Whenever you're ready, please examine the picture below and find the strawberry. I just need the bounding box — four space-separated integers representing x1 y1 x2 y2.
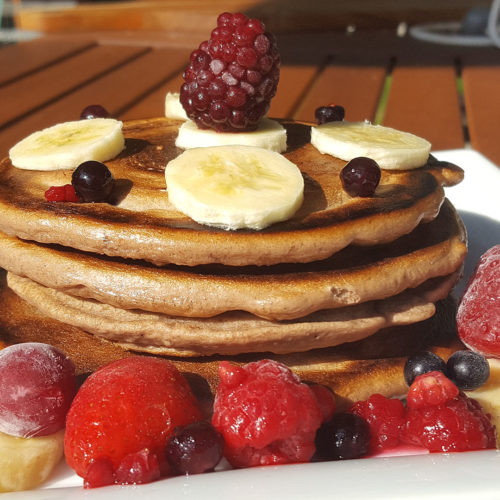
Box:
64 357 202 487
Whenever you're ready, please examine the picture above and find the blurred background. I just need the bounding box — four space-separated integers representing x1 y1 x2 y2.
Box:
0 0 495 41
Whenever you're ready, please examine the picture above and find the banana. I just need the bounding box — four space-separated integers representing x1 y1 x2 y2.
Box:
0 429 64 492
9 118 125 171
165 145 304 230
175 117 287 152
164 92 189 121
465 358 500 445
310 121 431 170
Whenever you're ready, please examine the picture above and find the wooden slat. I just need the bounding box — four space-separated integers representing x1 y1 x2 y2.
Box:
0 44 149 129
0 47 190 157
0 38 95 87
269 65 319 119
293 63 387 123
462 65 500 167
119 73 185 120
383 65 464 151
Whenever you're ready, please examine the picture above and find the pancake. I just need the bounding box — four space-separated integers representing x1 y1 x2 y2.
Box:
0 118 463 267
0 268 463 411
7 270 460 356
0 200 466 320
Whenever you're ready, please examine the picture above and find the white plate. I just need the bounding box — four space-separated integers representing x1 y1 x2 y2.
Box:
3 149 500 499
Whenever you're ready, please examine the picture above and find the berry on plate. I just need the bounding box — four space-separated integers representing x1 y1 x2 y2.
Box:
457 245 500 357
64 357 202 487
349 393 404 452
400 393 497 452
0 342 76 438
180 12 280 132
211 359 324 467
406 371 459 409
315 412 371 460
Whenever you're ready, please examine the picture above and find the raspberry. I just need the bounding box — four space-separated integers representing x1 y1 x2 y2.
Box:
309 384 336 422
211 360 323 468
64 357 202 486
180 12 280 132
349 394 405 452
44 184 80 202
406 371 459 409
400 393 497 452
457 245 500 357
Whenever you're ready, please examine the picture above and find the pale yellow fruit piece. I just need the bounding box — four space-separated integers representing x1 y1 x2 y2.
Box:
465 358 500 445
175 117 287 152
9 118 125 171
164 92 189 121
310 121 431 170
0 429 65 492
166 145 304 230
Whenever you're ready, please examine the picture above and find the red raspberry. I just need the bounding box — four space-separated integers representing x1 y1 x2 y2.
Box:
309 384 336 422
44 184 80 202
400 393 497 452
349 394 404 452
211 360 323 468
64 357 202 487
180 12 280 132
457 245 500 357
406 371 459 409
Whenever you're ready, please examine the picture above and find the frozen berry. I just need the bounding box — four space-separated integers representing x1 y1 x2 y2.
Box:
211 360 323 468
446 350 490 391
404 351 446 386
457 245 500 357
315 413 371 460
349 394 404 452
84 458 115 489
71 160 114 202
407 371 459 409
114 449 161 485
400 393 496 452
44 184 81 203
80 104 110 120
315 105 345 124
165 421 224 475
309 384 336 422
180 12 280 132
64 357 202 484
0 343 76 438
340 157 381 197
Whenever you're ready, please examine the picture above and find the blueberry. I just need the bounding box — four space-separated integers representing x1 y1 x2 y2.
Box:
80 104 110 120
71 161 114 203
404 351 446 386
165 421 224 475
315 413 370 461
315 105 345 125
446 350 490 391
340 157 381 197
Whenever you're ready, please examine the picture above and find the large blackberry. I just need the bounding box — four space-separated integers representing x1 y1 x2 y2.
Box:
180 12 280 132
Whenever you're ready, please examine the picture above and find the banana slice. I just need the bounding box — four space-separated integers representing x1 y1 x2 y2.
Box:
165 145 304 230
175 117 287 152
165 92 189 121
465 358 500 445
310 121 431 170
0 429 64 492
9 118 125 171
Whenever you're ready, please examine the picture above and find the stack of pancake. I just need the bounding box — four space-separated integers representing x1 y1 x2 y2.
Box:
0 118 467 408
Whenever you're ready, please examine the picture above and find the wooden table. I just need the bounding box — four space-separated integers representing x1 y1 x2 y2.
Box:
1 28 500 166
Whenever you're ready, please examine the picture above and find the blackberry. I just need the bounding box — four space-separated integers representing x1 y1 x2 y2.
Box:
180 12 280 132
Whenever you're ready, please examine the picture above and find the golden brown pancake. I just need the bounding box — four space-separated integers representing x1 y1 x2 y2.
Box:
0 118 463 267
0 268 463 411
7 270 460 356
0 200 466 320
